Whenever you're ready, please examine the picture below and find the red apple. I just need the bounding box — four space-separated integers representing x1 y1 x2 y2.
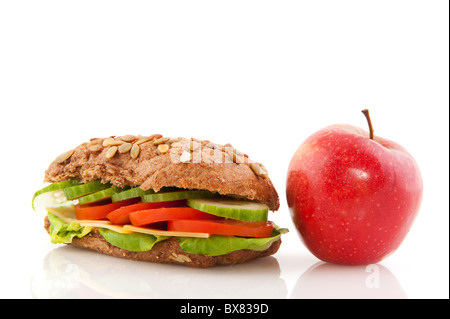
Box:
286 110 423 265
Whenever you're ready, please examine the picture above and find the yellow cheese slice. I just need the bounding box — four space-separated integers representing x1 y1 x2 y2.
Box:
46 206 78 223
123 225 210 238
78 221 134 234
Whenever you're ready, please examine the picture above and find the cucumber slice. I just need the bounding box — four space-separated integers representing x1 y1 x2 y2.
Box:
111 187 155 202
187 198 269 222
78 187 124 205
63 180 112 200
32 180 81 211
32 190 75 213
142 190 216 203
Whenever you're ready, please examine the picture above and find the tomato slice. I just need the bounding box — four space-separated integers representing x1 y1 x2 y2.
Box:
129 207 220 226
75 198 139 220
168 219 274 238
107 200 186 225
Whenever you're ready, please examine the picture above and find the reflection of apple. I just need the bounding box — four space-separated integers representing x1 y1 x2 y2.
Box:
286 110 423 265
290 262 407 299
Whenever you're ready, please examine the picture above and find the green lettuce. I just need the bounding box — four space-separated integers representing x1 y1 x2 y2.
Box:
177 228 288 256
47 213 92 244
47 213 288 256
98 228 169 252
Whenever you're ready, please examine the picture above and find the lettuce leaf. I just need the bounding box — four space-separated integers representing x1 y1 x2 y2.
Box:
177 228 288 256
47 213 92 244
46 213 288 256
98 228 169 252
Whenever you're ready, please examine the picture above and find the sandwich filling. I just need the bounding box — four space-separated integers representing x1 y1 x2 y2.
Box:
33 180 287 256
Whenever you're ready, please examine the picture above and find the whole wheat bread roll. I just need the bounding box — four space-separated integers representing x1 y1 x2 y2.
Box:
42 134 281 267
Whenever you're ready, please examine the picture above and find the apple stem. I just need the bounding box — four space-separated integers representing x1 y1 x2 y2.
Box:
362 109 374 140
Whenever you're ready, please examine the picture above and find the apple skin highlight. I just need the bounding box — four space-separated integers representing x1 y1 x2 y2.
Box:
286 124 423 265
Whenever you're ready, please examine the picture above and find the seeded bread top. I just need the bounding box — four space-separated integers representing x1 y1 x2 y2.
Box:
44 134 280 211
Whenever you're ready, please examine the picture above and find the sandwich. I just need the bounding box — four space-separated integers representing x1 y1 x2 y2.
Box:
32 134 287 268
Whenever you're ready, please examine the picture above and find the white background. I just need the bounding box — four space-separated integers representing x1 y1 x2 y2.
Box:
0 0 448 299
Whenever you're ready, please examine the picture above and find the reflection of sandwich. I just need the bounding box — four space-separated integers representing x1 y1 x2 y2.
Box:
32 247 288 298
33 134 287 268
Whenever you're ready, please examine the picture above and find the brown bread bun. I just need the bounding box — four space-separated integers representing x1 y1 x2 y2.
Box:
42 134 282 267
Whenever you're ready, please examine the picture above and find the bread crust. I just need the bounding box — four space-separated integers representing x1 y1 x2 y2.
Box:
44 135 280 211
44 217 282 268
